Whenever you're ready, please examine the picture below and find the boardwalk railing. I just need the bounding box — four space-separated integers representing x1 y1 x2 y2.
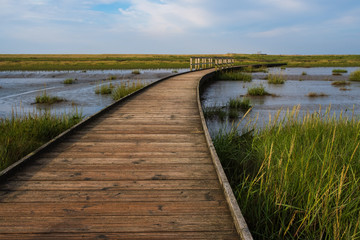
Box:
190 57 234 71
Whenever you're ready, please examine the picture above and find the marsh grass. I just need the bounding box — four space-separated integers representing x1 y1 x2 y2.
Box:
95 83 114 95
35 91 64 104
112 80 146 100
243 66 268 73
332 69 348 75
203 106 227 121
63 78 75 84
267 72 285 84
301 71 307 76
132 70 141 75
228 97 251 110
213 106 360 239
340 87 351 91
108 75 117 80
247 84 270 96
331 81 350 86
307 92 328 97
349 69 360 81
217 71 252 82
0 110 83 171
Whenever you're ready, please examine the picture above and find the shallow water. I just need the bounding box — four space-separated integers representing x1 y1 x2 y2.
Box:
0 69 187 119
201 67 360 135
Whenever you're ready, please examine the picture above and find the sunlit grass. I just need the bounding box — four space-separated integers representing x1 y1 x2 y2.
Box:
349 69 360 81
0 110 83 171
213 106 360 239
35 91 64 104
247 84 270 96
112 80 147 100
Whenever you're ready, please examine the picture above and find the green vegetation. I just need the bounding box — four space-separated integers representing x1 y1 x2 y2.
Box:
247 84 269 96
0 54 359 71
301 71 307 76
349 69 360 81
0 110 83 171
112 81 146 100
63 78 75 84
307 92 328 97
228 97 251 110
35 92 64 104
217 70 252 82
332 69 348 75
95 83 114 95
331 81 350 86
203 106 227 121
213 106 360 239
131 70 141 75
242 66 268 73
108 75 117 80
267 72 285 84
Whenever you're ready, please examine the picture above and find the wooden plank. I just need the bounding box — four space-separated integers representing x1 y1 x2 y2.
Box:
0 201 230 217
0 189 225 203
0 215 236 233
0 232 238 240
1 180 222 191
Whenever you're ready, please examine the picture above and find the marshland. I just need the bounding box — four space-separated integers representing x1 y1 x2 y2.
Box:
1 54 360 239
201 66 360 239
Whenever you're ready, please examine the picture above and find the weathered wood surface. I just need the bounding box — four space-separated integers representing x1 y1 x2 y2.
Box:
0 69 242 239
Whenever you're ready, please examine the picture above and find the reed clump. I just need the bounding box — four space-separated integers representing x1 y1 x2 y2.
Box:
332 69 348 75
35 92 64 104
331 81 350 86
132 70 141 75
63 78 75 84
217 71 252 82
247 84 269 96
349 69 360 81
267 72 285 84
95 83 114 95
213 106 360 239
307 92 328 97
0 110 83 171
228 97 251 110
203 106 227 121
112 81 146 100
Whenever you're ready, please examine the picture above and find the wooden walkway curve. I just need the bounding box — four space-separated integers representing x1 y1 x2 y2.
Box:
0 69 251 239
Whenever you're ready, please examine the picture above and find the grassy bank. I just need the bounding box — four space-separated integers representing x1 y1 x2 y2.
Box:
0 54 359 71
213 106 360 239
0 110 83 171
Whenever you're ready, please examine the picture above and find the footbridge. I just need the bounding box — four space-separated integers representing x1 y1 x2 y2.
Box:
0 68 254 239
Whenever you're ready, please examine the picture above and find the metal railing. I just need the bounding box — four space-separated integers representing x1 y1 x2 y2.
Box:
190 57 234 71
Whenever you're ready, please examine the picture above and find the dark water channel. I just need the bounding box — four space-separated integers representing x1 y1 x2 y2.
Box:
201 67 360 135
0 69 187 119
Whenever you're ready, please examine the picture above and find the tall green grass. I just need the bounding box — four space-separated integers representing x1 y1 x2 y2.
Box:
95 83 114 95
0 110 83 171
349 69 360 81
112 81 147 100
267 72 285 84
213 106 360 239
247 84 269 96
217 71 252 82
35 92 64 104
228 97 251 110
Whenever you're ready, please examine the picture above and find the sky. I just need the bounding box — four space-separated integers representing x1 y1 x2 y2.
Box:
0 0 359 54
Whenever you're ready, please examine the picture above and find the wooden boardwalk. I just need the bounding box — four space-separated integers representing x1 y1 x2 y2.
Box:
0 69 249 239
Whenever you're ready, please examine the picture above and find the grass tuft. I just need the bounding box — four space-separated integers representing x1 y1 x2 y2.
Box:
213 106 360 239
63 78 75 84
132 70 141 75
247 84 269 96
95 83 114 95
267 72 285 84
35 92 64 104
307 92 328 97
331 81 350 86
332 69 348 75
112 80 146 100
228 97 251 110
203 106 227 121
349 69 360 81
217 70 252 82
0 110 83 170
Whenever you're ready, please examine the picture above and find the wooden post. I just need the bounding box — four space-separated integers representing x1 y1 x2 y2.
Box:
190 57 193 71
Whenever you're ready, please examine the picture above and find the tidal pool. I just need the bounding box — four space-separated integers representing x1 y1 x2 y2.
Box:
201 67 360 135
0 69 187 119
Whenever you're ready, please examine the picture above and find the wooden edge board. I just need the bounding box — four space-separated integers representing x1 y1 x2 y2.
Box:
0 70 192 182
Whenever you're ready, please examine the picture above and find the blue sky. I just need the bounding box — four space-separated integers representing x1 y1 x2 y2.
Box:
0 0 359 54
